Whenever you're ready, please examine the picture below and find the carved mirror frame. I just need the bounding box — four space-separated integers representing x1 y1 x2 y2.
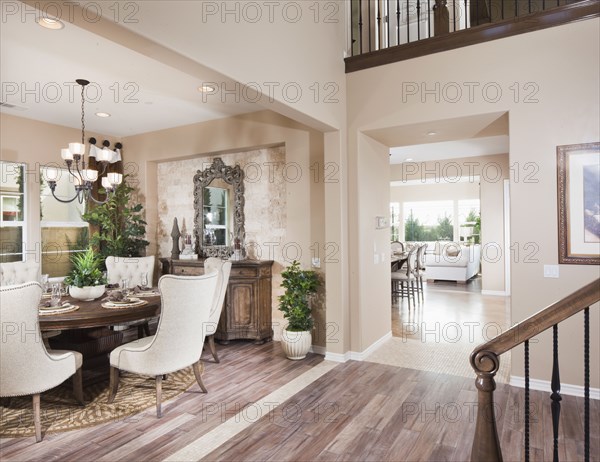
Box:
193 157 245 258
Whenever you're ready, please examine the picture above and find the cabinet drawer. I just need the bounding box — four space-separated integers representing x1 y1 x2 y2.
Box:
173 265 203 276
231 266 259 278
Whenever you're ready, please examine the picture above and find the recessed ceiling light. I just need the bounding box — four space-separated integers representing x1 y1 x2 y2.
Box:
37 17 64 30
405 158 413 162
427 131 437 136
198 84 217 93
95 112 111 118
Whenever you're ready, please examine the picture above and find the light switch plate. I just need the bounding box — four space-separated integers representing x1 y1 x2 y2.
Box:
374 253 380 264
543 265 559 278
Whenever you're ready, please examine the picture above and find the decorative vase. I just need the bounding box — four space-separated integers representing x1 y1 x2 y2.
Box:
69 285 106 301
281 330 312 360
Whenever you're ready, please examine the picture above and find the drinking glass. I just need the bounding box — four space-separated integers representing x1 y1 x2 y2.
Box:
51 283 62 307
140 272 149 288
41 274 49 292
121 278 130 297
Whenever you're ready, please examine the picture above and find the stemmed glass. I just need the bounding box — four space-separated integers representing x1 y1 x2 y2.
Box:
51 283 62 307
140 272 149 289
121 278 130 298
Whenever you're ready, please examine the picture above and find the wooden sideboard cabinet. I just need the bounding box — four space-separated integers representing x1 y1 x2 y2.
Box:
160 258 274 343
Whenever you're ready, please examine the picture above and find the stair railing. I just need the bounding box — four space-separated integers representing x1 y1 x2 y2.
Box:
470 278 599 462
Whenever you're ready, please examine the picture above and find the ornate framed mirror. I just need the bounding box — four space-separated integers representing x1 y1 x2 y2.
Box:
193 158 245 258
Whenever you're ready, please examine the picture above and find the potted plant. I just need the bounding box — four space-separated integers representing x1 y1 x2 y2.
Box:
278 260 320 360
64 247 108 301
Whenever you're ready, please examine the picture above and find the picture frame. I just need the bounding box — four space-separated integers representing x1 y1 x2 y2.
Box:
557 142 600 265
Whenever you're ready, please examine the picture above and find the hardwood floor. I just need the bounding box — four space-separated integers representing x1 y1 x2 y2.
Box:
204 361 598 462
2 342 597 462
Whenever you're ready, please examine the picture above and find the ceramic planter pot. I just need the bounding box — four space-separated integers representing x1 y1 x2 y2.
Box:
281 330 312 360
69 285 106 301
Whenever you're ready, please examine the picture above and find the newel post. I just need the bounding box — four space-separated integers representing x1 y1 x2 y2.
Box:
470 350 503 462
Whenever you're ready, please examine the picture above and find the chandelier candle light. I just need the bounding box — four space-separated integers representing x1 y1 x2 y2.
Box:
44 79 123 204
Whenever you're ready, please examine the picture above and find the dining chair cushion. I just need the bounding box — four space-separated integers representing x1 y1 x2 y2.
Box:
0 282 82 397
0 260 40 286
391 271 415 281
106 256 155 286
109 272 219 377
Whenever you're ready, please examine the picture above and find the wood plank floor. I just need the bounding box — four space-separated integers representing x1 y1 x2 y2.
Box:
204 361 599 462
2 342 597 461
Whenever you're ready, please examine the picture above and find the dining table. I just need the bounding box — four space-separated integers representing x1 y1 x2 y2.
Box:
391 252 409 272
39 294 162 331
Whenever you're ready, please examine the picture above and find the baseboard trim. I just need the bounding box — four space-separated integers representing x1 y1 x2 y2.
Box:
481 290 508 296
510 376 600 400
324 331 393 363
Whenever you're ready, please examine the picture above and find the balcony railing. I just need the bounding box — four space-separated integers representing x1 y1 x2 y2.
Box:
346 0 599 72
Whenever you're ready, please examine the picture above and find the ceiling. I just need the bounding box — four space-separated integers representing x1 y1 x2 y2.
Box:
0 12 261 137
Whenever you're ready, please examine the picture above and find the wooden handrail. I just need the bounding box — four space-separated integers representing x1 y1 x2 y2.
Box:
470 278 600 461
472 278 600 368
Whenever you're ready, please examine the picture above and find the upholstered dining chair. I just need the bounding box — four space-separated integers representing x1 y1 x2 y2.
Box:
391 247 418 308
203 257 232 363
0 282 83 442
390 241 404 254
108 272 219 418
106 255 156 337
0 260 40 286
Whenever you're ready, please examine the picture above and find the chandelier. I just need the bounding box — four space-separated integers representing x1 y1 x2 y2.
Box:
45 79 122 204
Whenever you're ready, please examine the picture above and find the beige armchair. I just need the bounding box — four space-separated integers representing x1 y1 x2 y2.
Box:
0 282 83 442
106 256 156 337
203 257 232 363
0 260 40 286
108 272 219 417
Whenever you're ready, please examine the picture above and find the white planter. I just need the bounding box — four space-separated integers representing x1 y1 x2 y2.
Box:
281 330 312 360
69 285 106 301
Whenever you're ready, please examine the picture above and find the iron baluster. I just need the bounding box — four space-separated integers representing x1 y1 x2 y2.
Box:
525 340 530 462
551 324 561 462
584 308 590 462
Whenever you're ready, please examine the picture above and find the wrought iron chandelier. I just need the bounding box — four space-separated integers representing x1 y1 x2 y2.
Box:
45 79 122 204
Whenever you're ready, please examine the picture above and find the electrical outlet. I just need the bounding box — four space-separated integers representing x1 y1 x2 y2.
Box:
312 257 321 268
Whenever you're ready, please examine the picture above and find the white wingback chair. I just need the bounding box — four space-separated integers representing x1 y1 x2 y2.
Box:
0 260 40 286
203 257 232 363
108 272 219 417
105 255 155 287
0 282 83 442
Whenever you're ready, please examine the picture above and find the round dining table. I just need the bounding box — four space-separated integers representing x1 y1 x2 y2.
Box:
39 295 162 331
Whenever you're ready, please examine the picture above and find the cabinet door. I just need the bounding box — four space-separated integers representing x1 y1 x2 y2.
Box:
226 281 257 332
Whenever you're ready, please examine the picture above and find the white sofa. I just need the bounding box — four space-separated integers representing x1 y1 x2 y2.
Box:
424 243 481 283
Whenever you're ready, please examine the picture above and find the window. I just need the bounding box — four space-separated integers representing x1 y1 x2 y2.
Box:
390 202 401 241
40 167 89 277
459 199 481 243
0 161 25 263
403 200 454 241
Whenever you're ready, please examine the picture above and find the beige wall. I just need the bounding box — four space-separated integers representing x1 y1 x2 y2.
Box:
347 19 600 386
122 110 328 347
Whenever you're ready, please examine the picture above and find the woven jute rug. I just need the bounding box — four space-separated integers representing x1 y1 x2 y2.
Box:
0 367 195 438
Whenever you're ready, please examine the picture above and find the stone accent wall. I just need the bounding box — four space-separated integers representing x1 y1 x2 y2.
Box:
156 146 287 337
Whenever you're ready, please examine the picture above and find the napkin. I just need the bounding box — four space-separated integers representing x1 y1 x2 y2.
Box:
132 285 152 293
104 290 127 302
41 300 70 308
106 283 120 289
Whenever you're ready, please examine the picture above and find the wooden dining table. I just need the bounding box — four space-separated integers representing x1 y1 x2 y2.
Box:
39 294 162 331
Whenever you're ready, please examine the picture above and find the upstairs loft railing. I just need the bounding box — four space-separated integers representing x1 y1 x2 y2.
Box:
470 278 600 462
346 0 599 71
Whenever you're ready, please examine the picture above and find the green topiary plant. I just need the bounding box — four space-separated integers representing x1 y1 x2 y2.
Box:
64 247 107 288
278 260 320 332
82 175 149 262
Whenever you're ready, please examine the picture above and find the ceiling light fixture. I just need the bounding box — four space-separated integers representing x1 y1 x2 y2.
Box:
95 112 111 118
37 17 64 30
44 79 122 204
405 158 414 162
427 131 437 136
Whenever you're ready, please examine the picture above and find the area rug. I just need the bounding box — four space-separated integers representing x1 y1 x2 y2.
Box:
0 367 195 438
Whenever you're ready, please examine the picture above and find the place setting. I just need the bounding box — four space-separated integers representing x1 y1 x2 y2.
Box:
38 283 79 316
101 277 151 309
